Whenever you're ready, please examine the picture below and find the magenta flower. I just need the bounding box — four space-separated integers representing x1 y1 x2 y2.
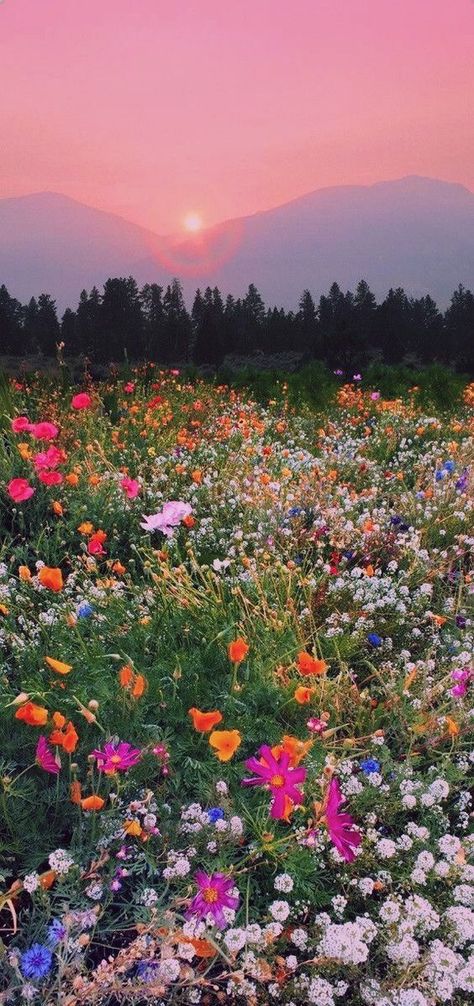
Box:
92 741 141 774
11 416 31 433
140 500 192 536
7 478 35 503
325 777 361 862
36 736 60 775
121 476 140 499
30 422 59 441
242 745 306 819
451 666 472 698
187 871 239 929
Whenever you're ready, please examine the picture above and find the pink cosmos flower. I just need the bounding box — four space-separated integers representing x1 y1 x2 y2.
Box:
71 392 92 410
140 501 192 536
187 871 239 929
8 478 35 503
325 777 361 862
121 476 140 499
30 422 59 441
11 416 31 433
242 745 306 819
36 736 60 775
92 741 141 774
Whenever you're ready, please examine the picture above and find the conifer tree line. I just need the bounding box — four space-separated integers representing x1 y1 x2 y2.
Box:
0 277 473 370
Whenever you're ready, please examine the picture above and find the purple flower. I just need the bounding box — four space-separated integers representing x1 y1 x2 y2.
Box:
20 943 53 979
451 666 472 698
187 871 239 929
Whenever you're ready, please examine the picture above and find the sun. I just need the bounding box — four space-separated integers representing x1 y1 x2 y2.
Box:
183 212 203 233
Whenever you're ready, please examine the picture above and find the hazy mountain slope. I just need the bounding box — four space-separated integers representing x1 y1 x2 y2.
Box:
1 177 473 310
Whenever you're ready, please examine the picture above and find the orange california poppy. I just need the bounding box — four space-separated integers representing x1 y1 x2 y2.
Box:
188 707 223 732
15 701 48 726
18 565 31 581
45 656 72 675
81 795 105 812
65 473 79 486
39 870 56 890
294 685 315 704
297 652 328 677
52 501 64 516
279 734 313 766
228 637 249 663
209 729 242 762
38 567 64 592
112 560 126 575
78 522 94 534
119 665 134 688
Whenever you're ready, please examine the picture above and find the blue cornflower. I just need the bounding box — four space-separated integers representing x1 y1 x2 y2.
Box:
287 507 303 518
367 633 382 647
207 807 225 823
20 943 53 980
443 460 455 473
360 758 381 775
77 602 94 618
136 959 160 981
435 470 445 482
47 919 66 945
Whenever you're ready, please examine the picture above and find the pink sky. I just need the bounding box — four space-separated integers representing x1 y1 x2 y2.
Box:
1 0 473 233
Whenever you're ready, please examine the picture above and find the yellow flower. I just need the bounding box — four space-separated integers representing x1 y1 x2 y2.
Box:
45 656 73 675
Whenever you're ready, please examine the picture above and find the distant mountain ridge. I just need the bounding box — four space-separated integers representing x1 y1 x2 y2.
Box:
1 176 473 310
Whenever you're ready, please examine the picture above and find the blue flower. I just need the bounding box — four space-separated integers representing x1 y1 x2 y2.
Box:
20 943 53 980
77 602 94 618
47 919 66 945
207 807 225 823
435 470 445 482
443 460 455 473
287 507 303 518
360 758 381 775
367 633 382 647
136 959 160 981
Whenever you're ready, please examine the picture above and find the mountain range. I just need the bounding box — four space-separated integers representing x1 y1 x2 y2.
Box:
1 176 473 311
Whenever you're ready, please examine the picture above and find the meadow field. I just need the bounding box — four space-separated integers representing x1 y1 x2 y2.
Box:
0 368 473 1005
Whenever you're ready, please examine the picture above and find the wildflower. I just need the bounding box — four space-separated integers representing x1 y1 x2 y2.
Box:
36 736 60 775
92 740 141 773
188 707 223 732
360 758 381 775
324 777 362 862
88 533 106 556
187 871 239 929
307 716 326 734
121 476 140 498
45 656 72 675
11 416 31 433
367 633 382 647
207 807 225 822
294 685 315 704
297 651 327 676
451 667 472 698
228 637 249 663
209 729 242 761
243 745 306 819
20 943 53 980
15 701 48 727
38 567 64 592
30 422 59 441
81 794 105 811
18 565 31 581
7 478 35 502
77 601 94 618
71 392 92 410
140 501 192 536
47 919 67 945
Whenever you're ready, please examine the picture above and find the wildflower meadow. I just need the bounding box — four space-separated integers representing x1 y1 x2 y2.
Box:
0 368 473 1006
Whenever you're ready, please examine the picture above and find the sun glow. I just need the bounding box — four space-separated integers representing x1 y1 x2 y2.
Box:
183 212 203 233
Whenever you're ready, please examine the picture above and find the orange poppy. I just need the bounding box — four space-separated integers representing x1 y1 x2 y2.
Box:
294 685 315 704
78 522 94 534
45 656 72 675
18 565 31 581
297 652 328 677
112 560 126 574
209 729 242 762
188 707 223 732
279 734 313 765
39 870 56 890
65 473 79 486
15 701 48 726
38 567 64 592
228 637 249 663
50 718 79 753
81 795 105 812
52 501 64 516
